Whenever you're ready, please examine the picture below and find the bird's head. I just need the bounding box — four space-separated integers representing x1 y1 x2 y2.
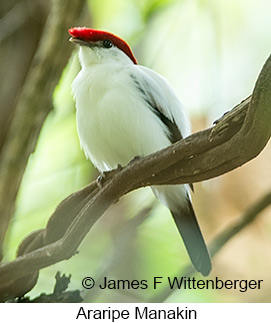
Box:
68 27 137 67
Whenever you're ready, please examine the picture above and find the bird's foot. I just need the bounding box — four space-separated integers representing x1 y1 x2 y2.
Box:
128 155 141 166
96 172 105 189
96 164 123 189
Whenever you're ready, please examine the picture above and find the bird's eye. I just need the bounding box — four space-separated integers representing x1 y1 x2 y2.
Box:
103 39 113 48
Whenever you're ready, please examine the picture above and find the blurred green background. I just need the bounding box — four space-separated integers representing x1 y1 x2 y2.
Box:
2 0 271 302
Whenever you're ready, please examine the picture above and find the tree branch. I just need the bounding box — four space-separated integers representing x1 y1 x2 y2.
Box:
0 0 86 259
0 54 270 301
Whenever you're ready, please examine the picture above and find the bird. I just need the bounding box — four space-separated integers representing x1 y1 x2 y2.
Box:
68 27 212 276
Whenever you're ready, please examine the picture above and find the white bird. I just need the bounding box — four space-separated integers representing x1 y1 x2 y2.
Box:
69 27 211 276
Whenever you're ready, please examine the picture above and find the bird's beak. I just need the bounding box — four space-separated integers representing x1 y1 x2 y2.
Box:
69 37 89 47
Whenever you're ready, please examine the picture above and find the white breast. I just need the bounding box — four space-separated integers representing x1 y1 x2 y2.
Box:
72 63 172 171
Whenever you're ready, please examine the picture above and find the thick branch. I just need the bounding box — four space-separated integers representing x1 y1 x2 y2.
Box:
0 54 270 301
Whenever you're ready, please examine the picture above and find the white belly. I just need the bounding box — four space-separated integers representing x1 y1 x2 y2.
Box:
73 66 171 172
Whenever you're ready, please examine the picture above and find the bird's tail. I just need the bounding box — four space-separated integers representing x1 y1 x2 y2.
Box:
152 185 212 276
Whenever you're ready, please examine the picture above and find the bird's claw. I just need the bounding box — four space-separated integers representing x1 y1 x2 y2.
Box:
96 164 123 189
96 172 105 189
128 155 141 166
